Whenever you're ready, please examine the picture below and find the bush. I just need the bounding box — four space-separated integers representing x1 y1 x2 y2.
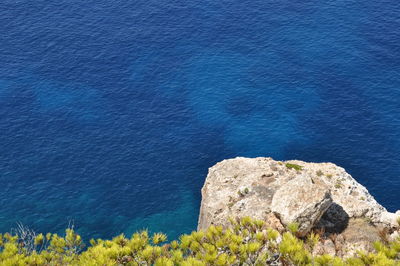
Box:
0 218 399 265
285 163 303 171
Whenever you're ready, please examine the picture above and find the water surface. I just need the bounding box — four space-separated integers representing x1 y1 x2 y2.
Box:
0 0 399 239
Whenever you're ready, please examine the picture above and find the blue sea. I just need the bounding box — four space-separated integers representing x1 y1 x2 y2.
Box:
0 0 399 240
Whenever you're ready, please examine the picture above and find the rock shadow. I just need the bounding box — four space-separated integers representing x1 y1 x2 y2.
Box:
315 203 350 234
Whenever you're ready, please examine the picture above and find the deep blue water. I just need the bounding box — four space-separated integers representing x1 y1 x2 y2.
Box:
1 0 399 240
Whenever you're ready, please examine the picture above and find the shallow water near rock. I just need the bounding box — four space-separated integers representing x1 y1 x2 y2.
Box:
0 0 399 240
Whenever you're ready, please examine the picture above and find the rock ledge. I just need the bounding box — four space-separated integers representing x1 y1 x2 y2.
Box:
198 157 400 256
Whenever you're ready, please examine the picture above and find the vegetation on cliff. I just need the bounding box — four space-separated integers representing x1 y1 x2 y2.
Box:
1 217 399 265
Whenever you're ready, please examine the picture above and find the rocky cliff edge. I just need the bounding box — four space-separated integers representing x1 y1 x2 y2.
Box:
198 157 400 256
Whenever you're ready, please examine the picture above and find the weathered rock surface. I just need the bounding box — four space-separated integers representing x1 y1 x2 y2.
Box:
198 157 400 255
270 176 332 236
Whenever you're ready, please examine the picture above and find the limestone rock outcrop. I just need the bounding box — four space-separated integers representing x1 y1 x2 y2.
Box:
198 157 399 255
270 176 332 236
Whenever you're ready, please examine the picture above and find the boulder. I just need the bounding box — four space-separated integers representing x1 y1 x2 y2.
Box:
270 176 332 236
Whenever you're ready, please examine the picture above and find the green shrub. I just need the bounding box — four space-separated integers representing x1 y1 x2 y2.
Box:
0 218 399 265
287 222 299 234
335 181 343 189
285 163 303 171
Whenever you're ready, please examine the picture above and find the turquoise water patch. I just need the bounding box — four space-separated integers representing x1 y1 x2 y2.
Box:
32 79 106 122
124 191 198 240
